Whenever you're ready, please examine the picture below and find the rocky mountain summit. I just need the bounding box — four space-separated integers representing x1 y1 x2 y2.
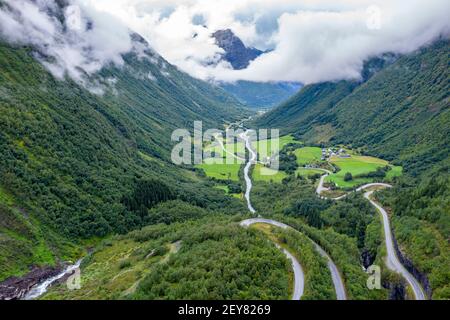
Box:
213 29 263 70
212 29 301 108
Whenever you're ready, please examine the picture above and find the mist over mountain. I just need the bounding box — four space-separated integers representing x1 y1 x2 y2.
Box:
254 39 449 176
213 29 263 70
85 0 450 85
212 28 301 109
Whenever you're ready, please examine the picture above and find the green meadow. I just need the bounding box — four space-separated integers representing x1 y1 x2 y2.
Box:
203 136 246 159
213 185 242 199
295 168 325 178
326 155 402 188
197 160 242 182
199 135 296 183
294 147 323 166
253 164 287 183
198 135 245 182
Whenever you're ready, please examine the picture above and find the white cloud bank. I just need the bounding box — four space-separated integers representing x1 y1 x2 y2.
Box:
0 0 449 85
85 0 450 84
0 0 133 82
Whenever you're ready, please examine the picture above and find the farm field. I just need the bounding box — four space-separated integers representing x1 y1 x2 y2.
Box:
199 135 296 183
197 159 242 181
253 164 287 183
295 168 325 178
204 137 246 159
294 147 323 166
198 135 245 181
325 155 402 188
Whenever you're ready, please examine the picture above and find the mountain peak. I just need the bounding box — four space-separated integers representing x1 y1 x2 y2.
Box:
213 29 263 70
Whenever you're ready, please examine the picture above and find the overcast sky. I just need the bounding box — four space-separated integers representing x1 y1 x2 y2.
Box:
1 0 449 84
81 0 450 84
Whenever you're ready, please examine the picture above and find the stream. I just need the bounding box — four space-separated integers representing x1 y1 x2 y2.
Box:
22 259 82 300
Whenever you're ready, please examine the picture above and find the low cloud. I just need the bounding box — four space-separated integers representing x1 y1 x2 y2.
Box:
1 0 449 85
0 0 133 83
84 0 450 84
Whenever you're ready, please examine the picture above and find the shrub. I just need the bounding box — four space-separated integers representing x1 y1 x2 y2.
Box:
344 172 353 181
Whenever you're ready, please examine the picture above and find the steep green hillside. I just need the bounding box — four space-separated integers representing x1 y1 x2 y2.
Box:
254 81 356 133
0 40 248 280
253 56 393 136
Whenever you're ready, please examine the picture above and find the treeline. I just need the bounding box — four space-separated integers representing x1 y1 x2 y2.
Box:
122 179 176 219
357 166 391 179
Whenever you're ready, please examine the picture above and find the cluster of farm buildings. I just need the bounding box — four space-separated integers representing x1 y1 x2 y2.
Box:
321 148 351 161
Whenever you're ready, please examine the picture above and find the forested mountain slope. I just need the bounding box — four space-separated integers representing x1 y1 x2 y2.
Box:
255 40 449 176
0 37 248 280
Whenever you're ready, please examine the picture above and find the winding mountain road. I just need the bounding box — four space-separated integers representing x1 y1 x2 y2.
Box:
312 243 347 300
316 174 426 300
239 130 347 300
314 169 333 196
240 218 347 300
240 127 425 300
364 191 426 300
240 219 304 299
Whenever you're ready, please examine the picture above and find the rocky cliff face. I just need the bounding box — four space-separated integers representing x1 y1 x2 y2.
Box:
0 265 62 300
391 229 432 299
213 29 263 70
